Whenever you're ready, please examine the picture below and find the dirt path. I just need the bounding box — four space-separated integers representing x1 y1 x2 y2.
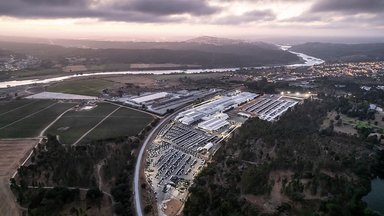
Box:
39 106 74 137
96 162 104 191
72 107 120 146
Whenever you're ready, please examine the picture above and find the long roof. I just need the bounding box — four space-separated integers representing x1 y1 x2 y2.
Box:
131 92 168 103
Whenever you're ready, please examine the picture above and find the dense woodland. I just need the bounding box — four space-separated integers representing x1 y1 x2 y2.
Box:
0 40 299 70
184 97 384 216
291 43 384 62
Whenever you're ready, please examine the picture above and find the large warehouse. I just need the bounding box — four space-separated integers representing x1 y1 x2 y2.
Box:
130 92 169 105
176 91 257 125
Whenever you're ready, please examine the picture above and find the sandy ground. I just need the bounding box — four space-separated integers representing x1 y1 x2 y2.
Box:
0 139 38 216
163 199 183 216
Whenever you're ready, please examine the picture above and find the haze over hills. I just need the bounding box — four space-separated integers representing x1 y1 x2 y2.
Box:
290 43 384 63
0 36 301 70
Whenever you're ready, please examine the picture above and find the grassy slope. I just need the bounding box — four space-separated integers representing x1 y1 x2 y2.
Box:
47 78 116 96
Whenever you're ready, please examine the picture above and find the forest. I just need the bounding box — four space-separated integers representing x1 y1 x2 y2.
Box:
184 97 383 216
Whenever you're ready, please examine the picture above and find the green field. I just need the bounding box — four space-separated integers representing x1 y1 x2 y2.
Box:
82 107 153 143
0 100 38 116
47 78 117 96
45 103 118 144
0 99 153 143
0 100 57 128
0 100 74 138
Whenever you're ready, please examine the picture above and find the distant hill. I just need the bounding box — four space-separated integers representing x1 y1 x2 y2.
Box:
290 43 384 62
185 36 242 46
0 37 301 68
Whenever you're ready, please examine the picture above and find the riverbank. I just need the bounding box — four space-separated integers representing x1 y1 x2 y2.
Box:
0 49 324 89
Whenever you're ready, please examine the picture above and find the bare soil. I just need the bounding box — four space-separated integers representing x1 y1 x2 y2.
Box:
0 139 38 216
163 199 183 216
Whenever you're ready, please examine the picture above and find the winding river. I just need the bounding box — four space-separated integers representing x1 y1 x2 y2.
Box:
0 47 324 89
363 177 384 215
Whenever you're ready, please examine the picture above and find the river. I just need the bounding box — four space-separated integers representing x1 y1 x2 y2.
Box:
363 177 384 215
0 47 324 89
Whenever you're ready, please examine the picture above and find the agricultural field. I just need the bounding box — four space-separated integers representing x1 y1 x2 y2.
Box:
47 78 118 96
82 107 153 143
0 139 38 216
0 100 74 138
45 103 118 144
0 99 37 115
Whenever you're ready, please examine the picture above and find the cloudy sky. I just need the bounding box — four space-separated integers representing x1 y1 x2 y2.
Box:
0 0 383 41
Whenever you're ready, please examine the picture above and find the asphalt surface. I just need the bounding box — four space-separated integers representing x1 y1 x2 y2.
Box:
133 109 184 216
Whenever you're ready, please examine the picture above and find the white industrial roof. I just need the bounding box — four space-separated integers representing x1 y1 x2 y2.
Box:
198 118 229 131
176 91 257 125
26 92 97 100
131 92 168 104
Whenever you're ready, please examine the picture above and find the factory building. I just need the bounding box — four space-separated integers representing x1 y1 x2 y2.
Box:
175 91 257 126
198 118 230 132
130 92 169 105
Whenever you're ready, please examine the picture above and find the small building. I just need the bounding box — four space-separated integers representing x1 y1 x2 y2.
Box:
197 142 214 152
237 112 251 118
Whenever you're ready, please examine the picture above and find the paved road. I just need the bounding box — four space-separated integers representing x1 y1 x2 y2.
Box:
133 110 183 216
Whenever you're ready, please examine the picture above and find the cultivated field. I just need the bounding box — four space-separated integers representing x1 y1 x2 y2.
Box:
47 78 118 96
0 100 55 127
46 103 118 144
45 103 152 144
82 107 153 142
0 100 74 138
0 139 38 216
0 100 38 115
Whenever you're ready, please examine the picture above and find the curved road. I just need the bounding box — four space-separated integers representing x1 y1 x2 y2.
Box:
133 109 183 216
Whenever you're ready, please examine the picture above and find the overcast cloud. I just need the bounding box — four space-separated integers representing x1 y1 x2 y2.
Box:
0 0 383 38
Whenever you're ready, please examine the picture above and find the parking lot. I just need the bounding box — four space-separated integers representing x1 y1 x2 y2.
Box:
145 122 215 212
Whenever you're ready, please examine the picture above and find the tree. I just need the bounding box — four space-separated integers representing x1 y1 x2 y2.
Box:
86 188 103 207
144 205 152 214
